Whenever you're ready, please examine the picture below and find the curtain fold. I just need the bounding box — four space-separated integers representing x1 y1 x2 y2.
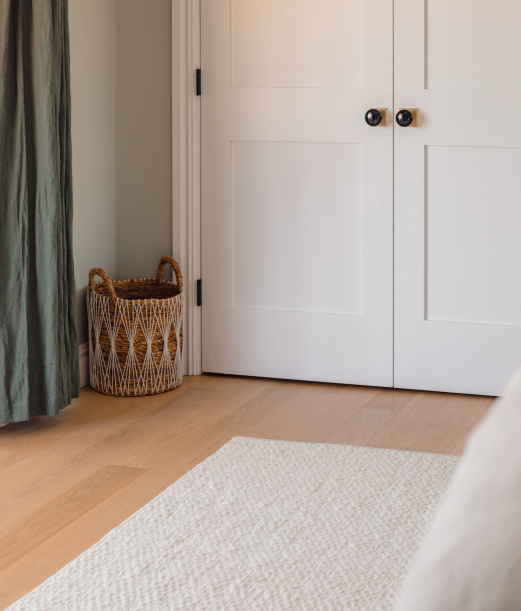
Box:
0 0 79 424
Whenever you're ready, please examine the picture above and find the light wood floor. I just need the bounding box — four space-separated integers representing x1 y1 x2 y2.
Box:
0 375 494 609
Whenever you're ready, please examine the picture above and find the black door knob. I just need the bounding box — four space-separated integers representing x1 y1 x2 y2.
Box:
396 109 414 127
365 109 383 127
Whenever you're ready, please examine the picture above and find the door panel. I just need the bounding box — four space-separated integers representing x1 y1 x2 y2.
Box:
231 0 363 89
201 0 394 385
425 0 521 91
231 141 363 315
426 145 521 327
394 0 521 395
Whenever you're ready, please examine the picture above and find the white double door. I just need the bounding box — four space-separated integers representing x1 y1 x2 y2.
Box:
201 0 521 396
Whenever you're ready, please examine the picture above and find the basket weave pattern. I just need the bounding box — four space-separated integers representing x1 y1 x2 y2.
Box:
87 258 184 396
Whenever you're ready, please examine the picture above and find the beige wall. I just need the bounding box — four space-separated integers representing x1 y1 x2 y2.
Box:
115 0 173 282
69 0 116 344
69 0 173 344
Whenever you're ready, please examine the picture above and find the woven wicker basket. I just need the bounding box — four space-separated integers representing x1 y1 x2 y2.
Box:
87 257 184 396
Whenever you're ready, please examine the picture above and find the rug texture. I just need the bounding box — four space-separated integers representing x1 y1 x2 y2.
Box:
8 438 459 611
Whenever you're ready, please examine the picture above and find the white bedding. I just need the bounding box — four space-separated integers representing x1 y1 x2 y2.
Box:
395 366 521 610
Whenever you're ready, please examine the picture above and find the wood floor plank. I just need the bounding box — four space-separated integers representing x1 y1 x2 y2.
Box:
234 381 308 427
0 419 132 517
0 382 197 474
184 374 241 390
368 391 455 450
284 386 381 443
0 465 145 574
451 402 494 456
114 378 274 469
325 389 417 446
409 395 493 454
363 389 418 412
0 418 64 472
0 387 224 533
229 382 346 441
0 391 105 473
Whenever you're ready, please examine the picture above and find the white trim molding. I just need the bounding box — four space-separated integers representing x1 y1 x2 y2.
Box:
79 342 89 388
173 0 202 375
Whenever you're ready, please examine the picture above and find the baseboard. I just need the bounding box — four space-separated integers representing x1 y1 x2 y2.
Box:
79 342 89 388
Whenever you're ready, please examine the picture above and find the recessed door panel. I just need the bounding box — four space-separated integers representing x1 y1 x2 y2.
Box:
425 0 521 91
426 145 521 327
231 0 364 89
231 141 363 315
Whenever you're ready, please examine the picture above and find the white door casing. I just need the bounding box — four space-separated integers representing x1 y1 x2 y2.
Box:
201 0 394 385
173 0 202 375
394 0 521 395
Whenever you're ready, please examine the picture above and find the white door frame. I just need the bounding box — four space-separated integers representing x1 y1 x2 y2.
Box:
173 0 202 375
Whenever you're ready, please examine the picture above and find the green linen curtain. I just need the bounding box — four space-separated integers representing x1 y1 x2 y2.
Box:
0 0 79 424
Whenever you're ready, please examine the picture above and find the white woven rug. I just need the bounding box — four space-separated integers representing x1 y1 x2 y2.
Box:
8 438 459 611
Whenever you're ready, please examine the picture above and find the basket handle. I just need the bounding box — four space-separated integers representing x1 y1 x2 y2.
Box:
156 256 183 291
88 268 117 302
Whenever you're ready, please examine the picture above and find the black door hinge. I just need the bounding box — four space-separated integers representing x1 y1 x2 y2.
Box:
196 69 201 96
197 279 202 306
